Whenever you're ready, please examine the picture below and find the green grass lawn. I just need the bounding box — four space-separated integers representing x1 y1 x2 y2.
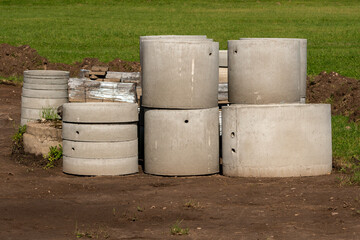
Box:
0 0 359 78
332 115 360 184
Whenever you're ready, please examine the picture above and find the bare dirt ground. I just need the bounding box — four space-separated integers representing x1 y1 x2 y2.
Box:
1 84 360 240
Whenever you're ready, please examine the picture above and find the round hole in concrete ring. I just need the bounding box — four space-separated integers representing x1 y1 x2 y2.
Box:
209 52 212 56
76 131 79 134
184 120 189 123
231 148 236 153
231 132 235 138
72 147 75 151
234 50 237 54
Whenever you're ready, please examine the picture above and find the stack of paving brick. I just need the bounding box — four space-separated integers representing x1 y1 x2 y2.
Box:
87 66 109 81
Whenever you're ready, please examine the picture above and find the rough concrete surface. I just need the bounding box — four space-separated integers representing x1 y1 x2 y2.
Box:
228 39 301 104
62 122 137 142
63 156 139 176
141 40 219 109
23 122 62 156
222 103 332 177
62 102 138 123
144 107 219 176
62 139 138 159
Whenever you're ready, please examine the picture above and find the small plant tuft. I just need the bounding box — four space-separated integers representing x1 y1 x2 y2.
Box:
170 219 189 235
43 144 62 169
12 124 26 154
184 200 202 209
41 107 60 121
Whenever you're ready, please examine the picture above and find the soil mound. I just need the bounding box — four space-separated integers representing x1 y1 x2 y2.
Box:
307 71 360 122
0 43 141 78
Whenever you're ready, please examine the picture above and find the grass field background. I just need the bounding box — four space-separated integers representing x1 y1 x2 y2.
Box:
0 0 359 78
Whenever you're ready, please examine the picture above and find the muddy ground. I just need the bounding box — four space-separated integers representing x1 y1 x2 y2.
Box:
1 85 360 239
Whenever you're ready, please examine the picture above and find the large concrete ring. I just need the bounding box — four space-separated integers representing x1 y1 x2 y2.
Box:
24 70 69 77
144 107 219 176
240 38 307 102
23 83 68 90
62 103 138 123
63 139 138 159
228 39 301 104
222 103 332 177
141 40 219 109
63 156 138 176
21 97 68 109
62 122 137 142
22 88 68 98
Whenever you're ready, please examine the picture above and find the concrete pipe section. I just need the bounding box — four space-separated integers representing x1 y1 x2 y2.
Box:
240 38 307 103
62 102 138 123
62 102 139 176
222 103 332 177
62 123 137 142
228 39 301 104
141 40 219 108
144 107 219 176
21 70 69 125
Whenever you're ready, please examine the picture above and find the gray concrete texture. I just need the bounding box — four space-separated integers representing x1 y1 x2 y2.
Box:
222 103 332 177
228 39 301 104
62 139 138 159
239 38 307 102
23 70 69 85
23 83 68 90
21 70 69 124
62 102 138 123
21 97 68 109
24 70 69 77
22 88 68 98
62 122 137 142
144 107 219 176
219 50 228 67
21 108 44 120
63 156 138 176
141 40 219 108
139 35 209 71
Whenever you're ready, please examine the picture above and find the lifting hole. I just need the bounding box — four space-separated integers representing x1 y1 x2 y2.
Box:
209 52 212 56
231 132 235 138
231 148 236 153
76 131 79 134
184 120 189 123
234 50 238 54
72 147 75 151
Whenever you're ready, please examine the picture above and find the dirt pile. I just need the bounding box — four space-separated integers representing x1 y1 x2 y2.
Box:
307 71 360 122
0 43 141 78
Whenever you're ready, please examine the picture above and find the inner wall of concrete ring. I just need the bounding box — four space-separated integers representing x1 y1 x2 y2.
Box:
228 39 301 104
144 107 219 176
141 40 219 109
222 103 332 177
239 38 307 103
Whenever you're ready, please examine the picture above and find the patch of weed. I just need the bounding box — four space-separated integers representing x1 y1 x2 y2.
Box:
41 107 60 121
11 124 26 154
184 200 202 209
43 144 62 169
170 219 189 235
332 115 360 185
